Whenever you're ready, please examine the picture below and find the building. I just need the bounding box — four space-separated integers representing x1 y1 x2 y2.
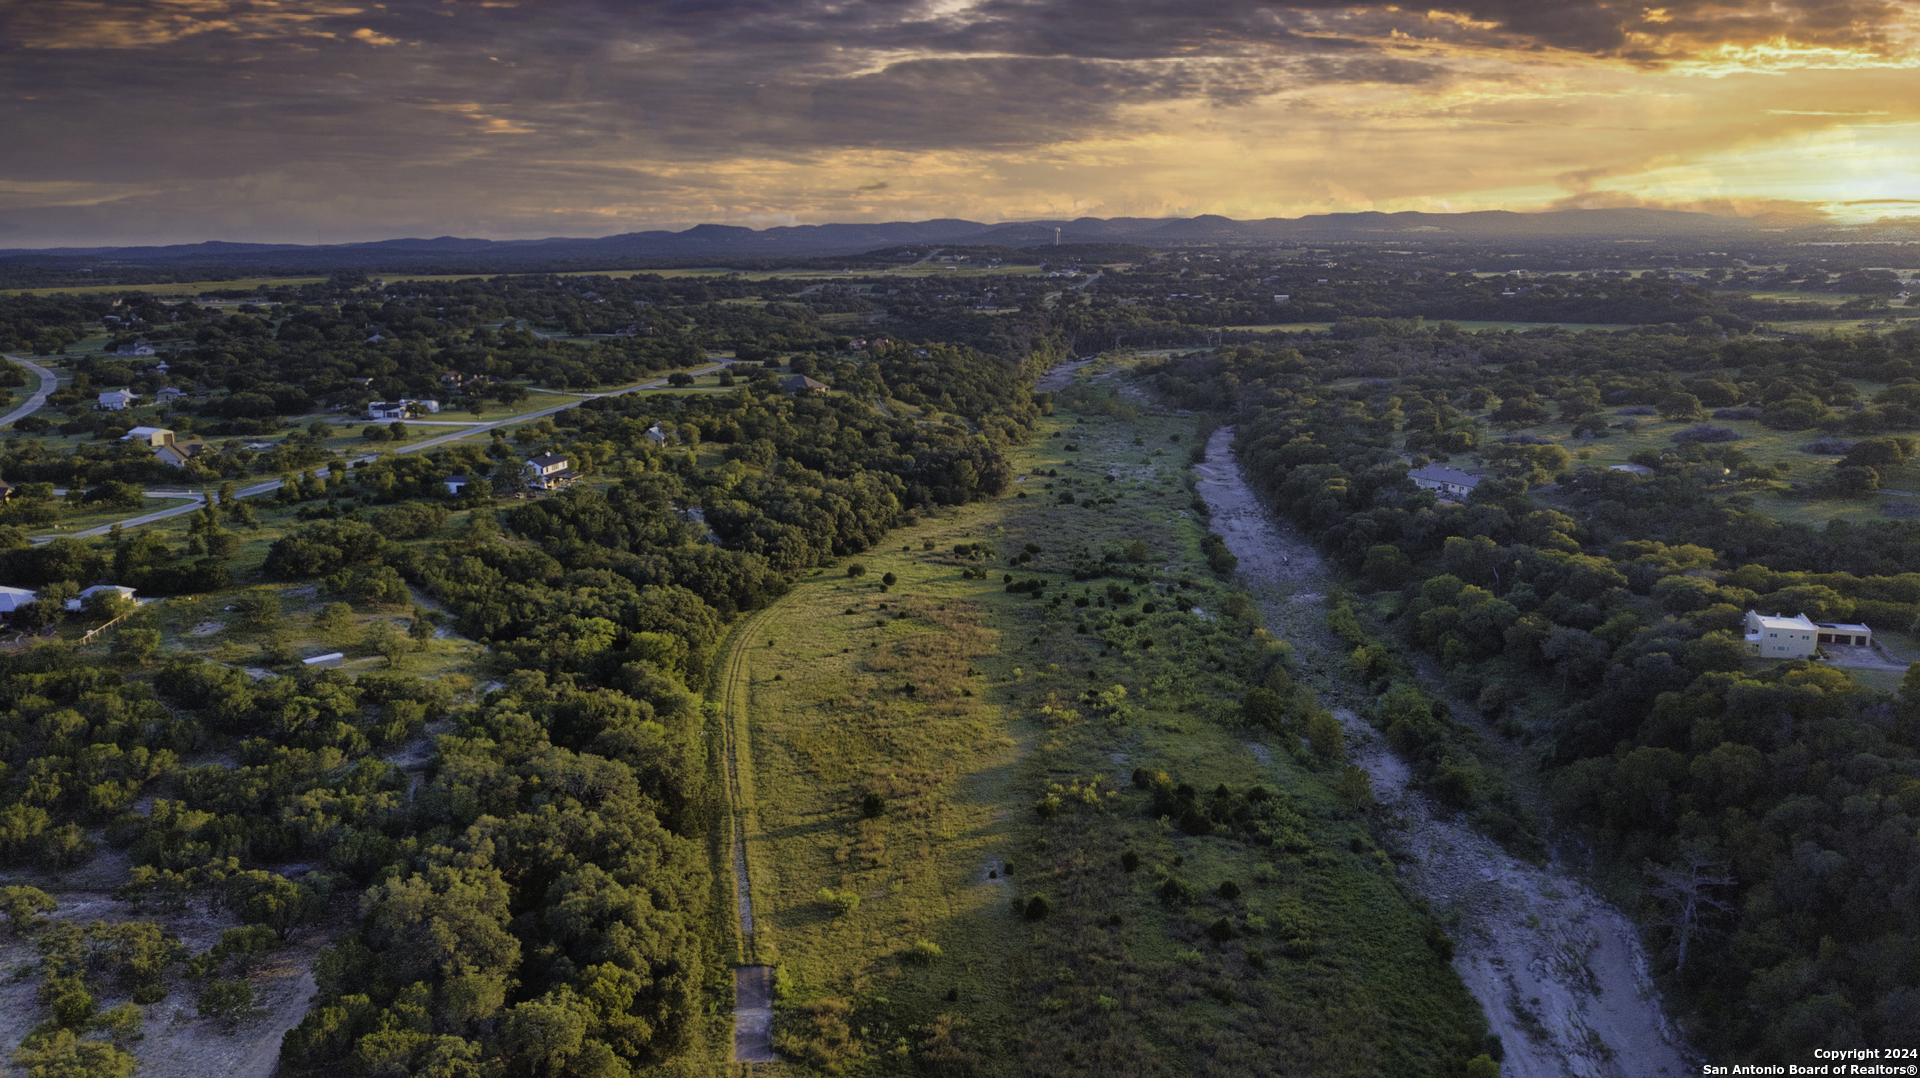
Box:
780 374 829 395
155 387 186 404
1745 611 1819 659
67 584 137 612
524 453 577 490
444 475 471 495
1407 464 1481 499
96 389 138 411
646 423 668 444
113 343 155 357
1608 463 1655 476
1815 621 1874 647
122 426 175 447
367 398 440 420
153 439 210 468
0 586 36 615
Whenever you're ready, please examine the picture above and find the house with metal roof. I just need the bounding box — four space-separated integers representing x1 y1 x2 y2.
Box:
1407 464 1481 499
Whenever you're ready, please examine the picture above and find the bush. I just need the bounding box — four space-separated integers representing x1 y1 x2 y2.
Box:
198 978 258 1023
904 939 943 965
1670 425 1739 444
818 888 861 916
1022 895 1051 920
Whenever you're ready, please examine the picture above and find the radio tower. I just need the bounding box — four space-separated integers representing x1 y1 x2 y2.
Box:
1054 226 1061 246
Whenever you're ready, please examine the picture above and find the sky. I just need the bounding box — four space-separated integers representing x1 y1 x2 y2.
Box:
3 0 1919 247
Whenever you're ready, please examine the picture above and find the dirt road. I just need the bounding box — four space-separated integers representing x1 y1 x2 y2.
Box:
1196 425 1693 1078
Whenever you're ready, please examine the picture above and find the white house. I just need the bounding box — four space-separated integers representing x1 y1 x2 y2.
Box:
367 398 438 420
1608 463 1655 476
155 387 186 404
524 453 577 490
0 586 37 615
1408 464 1481 499
97 389 138 411
122 426 175 447
113 343 155 357
67 584 137 612
1744 611 1819 659
646 423 668 444
444 475 471 495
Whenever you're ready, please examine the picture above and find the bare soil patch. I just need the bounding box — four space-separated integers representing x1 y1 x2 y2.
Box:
0 890 340 1078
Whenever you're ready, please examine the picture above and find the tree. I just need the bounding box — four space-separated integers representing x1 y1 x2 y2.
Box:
198 978 259 1024
368 621 412 668
0 885 55 934
233 589 282 628
225 872 322 942
1657 392 1704 421
110 627 160 667
10 1028 136 1078
1644 848 1733 972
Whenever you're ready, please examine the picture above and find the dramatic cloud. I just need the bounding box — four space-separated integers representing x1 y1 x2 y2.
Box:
1 0 1916 244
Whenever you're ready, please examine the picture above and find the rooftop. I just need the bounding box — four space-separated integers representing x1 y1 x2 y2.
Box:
1408 464 1480 486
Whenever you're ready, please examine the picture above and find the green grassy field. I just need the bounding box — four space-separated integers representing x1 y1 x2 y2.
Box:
719 372 1489 1074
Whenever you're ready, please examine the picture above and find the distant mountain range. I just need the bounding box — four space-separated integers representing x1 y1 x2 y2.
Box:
0 208 1899 274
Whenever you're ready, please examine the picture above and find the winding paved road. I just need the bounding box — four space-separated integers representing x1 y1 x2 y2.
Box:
41 362 727 541
0 354 58 428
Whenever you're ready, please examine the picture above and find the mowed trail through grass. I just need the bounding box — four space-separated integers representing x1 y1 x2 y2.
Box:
729 519 1028 1072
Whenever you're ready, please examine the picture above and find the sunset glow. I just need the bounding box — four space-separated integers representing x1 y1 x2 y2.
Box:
3 0 1919 245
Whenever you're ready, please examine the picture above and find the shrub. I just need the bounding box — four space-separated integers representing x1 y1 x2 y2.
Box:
904 939 943 965
1670 425 1739 444
818 888 861 916
197 978 258 1022
1022 895 1050 921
